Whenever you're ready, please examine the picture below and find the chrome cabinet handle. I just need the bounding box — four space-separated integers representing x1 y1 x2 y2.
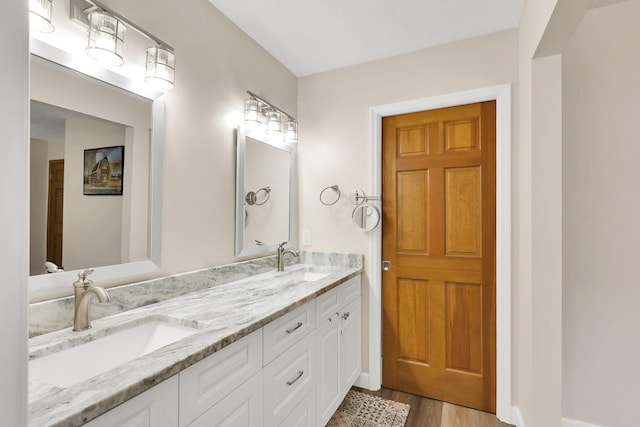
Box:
328 312 340 322
342 311 350 320
286 370 304 386
286 322 303 334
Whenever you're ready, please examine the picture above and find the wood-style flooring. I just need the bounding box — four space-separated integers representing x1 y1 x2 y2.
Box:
353 387 514 427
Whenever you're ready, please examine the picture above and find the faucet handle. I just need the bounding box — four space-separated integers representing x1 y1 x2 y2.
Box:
278 241 288 249
73 268 94 288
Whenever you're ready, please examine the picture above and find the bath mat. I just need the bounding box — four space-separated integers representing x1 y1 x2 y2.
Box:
327 389 411 427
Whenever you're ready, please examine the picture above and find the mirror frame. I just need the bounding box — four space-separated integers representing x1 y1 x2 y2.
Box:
29 38 165 293
235 125 296 257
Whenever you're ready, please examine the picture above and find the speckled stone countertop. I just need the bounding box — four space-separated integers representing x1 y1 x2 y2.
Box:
28 262 362 426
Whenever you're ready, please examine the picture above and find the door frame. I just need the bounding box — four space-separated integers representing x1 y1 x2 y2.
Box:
364 84 512 423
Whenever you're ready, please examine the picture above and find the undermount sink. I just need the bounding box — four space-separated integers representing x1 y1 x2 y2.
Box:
300 271 331 282
29 318 199 388
280 269 331 282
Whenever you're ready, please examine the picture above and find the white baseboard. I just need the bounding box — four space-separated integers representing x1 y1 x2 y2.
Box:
508 409 602 427
511 406 525 427
563 418 604 427
354 372 373 390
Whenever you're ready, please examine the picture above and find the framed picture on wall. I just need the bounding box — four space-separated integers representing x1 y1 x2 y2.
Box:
83 145 125 195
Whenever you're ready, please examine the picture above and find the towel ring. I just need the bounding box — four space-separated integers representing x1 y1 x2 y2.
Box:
320 185 341 206
246 186 271 206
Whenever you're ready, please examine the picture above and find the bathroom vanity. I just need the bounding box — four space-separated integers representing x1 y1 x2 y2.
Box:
28 258 362 426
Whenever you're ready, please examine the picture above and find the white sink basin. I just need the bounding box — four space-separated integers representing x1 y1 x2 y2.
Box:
301 271 330 282
30 319 199 388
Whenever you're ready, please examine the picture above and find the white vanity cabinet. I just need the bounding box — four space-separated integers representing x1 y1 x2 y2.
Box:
79 274 361 427
84 375 179 427
316 276 362 426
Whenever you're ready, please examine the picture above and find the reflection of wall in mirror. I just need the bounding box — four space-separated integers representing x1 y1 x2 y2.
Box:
243 138 290 247
64 116 126 271
29 58 152 275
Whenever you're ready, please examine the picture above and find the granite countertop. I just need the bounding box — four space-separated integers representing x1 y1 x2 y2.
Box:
28 263 362 426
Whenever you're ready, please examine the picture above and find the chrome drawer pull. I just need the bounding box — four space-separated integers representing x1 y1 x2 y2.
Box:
287 370 304 386
342 311 350 320
286 322 303 334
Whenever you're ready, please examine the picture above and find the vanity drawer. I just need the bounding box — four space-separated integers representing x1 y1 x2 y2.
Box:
263 300 315 365
316 286 340 325
179 329 262 427
186 371 263 427
263 330 317 427
316 276 361 326
84 375 178 427
340 275 361 306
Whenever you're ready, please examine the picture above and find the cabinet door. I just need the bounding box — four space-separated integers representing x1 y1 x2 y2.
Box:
187 371 263 427
279 389 316 427
84 375 178 427
340 296 362 393
317 315 341 426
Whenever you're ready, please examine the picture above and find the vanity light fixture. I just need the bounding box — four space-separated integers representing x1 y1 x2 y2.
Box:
71 0 176 88
85 10 126 67
30 0 55 34
145 45 176 90
243 91 298 143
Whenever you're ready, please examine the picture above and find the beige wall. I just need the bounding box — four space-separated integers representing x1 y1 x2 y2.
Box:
97 0 298 276
563 2 640 425
297 28 518 386
516 0 562 425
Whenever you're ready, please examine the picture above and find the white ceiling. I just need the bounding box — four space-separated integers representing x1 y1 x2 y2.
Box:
208 0 525 76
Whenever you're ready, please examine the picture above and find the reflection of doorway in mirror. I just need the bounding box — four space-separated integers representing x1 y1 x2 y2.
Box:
29 134 65 276
46 159 64 270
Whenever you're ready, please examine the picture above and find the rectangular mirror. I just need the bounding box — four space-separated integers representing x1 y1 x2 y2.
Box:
29 40 165 296
235 126 296 257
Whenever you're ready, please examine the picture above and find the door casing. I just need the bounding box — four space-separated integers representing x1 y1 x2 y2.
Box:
362 84 512 423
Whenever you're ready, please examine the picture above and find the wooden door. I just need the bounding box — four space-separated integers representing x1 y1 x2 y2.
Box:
46 159 64 268
381 101 496 412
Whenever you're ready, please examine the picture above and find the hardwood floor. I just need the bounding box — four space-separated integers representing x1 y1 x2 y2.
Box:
353 387 513 427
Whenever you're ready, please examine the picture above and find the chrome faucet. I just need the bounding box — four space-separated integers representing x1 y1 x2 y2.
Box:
73 268 111 331
277 242 299 272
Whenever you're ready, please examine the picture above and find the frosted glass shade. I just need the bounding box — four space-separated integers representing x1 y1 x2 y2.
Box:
266 110 282 135
30 0 54 33
145 46 176 90
284 120 297 143
244 99 262 125
86 11 126 67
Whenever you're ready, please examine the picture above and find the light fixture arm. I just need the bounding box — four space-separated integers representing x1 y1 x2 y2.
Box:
74 0 174 52
246 90 296 122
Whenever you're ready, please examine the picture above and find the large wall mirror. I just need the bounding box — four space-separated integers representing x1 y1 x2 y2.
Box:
235 126 296 257
29 39 165 296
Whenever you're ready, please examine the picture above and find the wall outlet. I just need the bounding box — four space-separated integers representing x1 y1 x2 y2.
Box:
302 229 312 246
